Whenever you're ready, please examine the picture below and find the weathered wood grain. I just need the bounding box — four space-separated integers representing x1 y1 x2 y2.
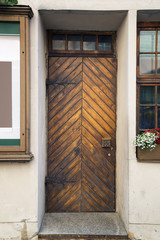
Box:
47 57 116 212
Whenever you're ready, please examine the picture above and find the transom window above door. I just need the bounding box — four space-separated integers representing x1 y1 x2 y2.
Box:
48 31 115 55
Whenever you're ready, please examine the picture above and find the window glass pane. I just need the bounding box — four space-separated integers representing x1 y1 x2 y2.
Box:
83 35 96 51
140 31 156 52
139 54 155 75
68 35 81 50
157 86 160 104
158 107 160 128
140 86 155 104
157 31 160 52
157 54 160 74
0 22 20 36
52 34 66 50
98 35 112 51
139 106 155 129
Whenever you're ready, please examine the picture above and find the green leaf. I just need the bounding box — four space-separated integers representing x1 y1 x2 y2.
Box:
0 0 6 4
0 0 18 5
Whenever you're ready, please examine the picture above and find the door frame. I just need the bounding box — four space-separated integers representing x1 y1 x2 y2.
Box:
46 30 117 212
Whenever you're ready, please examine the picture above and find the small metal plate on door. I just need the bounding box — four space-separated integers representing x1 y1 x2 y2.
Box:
102 138 111 148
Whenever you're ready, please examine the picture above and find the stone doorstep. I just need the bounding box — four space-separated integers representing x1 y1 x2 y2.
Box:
39 237 129 240
38 213 128 240
39 236 129 240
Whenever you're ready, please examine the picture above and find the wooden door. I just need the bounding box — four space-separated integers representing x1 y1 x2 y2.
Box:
46 57 116 212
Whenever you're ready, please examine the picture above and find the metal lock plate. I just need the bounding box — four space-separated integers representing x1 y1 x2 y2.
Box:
102 138 111 148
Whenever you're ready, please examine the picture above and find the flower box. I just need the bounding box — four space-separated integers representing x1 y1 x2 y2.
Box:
137 145 160 162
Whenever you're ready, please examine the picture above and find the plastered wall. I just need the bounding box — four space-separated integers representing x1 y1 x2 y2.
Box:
0 1 39 239
117 8 160 240
37 14 47 230
116 12 129 230
35 0 160 11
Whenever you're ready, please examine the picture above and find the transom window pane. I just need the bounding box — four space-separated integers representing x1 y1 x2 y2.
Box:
140 86 155 104
83 35 96 51
98 35 112 51
68 35 81 50
52 34 66 50
50 32 114 53
139 54 155 75
140 31 156 52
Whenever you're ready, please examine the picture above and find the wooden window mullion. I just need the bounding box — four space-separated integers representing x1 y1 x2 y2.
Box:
155 30 158 75
66 34 68 50
137 84 140 134
155 86 158 128
137 30 140 78
80 34 82 51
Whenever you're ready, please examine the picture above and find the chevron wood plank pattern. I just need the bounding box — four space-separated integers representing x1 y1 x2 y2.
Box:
46 57 116 212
